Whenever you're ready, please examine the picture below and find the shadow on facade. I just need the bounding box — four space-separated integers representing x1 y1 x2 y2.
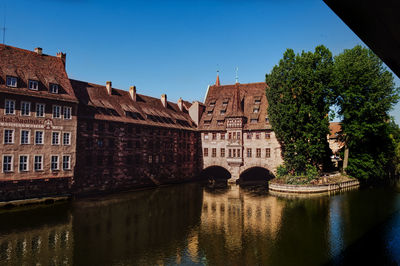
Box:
200 166 232 181
239 167 275 185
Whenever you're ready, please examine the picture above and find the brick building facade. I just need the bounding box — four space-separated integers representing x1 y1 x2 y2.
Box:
0 45 78 200
199 77 283 183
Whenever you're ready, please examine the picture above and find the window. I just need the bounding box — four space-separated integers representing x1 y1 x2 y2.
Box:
63 106 72 120
212 148 216 157
19 155 28 172
63 132 71 145
255 98 261 104
265 133 271 139
21 130 30 144
36 103 45 117
204 148 208 157
228 149 232 158
50 84 59 94
253 107 260 113
148 155 152 163
220 110 226 115
6 76 17 87
98 139 103 147
3 155 13 172
265 117 270 123
247 148 252 158
212 133 217 140
237 149 241 157
256 148 261 158
34 155 43 171
220 133 225 140
256 133 260 139
247 133 252 139
35 131 44 144
204 133 209 140
52 105 61 118
21 101 31 116
4 129 14 144
251 119 258 123
29 80 39 90
5 99 15 115
63 155 71 170
237 132 240 139
52 132 60 145
228 133 232 140
220 148 225 157
233 149 236 158
266 148 271 158
51 156 59 171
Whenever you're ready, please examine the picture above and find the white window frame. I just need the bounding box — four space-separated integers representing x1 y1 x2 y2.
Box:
52 131 60 145
50 84 59 94
52 105 61 119
4 129 14 144
4 99 16 115
62 155 71 170
28 80 39 90
36 103 45 117
19 155 29 172
2 155 13 173
6 76 17 87
35 130 44 145
51 155 59 171
63 132 71 145
20 129 31 145
34 155 44 171
21 101 31 116
63 106 72 120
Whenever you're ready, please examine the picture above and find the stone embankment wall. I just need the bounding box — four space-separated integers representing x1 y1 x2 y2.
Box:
269 180 360 193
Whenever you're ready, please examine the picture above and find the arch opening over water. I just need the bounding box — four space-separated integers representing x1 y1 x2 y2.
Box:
200 166 231 181
239 167 275 183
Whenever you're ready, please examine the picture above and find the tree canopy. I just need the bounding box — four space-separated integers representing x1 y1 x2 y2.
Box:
265 45 333 175
332 45 400 181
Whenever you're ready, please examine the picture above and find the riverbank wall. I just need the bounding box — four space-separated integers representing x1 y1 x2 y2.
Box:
269 179 360 193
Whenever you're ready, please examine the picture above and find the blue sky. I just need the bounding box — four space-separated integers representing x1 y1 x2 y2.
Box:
1 0 399 124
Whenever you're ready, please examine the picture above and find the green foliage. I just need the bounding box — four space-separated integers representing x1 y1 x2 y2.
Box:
276 165 288 178
306 164 319 180
266 45 333 175
332 45 400 181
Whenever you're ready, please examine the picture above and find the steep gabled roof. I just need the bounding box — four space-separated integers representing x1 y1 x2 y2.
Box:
0 44 77 102
199 82 271 131
70 79 197 130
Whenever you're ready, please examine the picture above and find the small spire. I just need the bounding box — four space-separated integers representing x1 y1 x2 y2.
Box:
235 67 239 84
216 70 220 86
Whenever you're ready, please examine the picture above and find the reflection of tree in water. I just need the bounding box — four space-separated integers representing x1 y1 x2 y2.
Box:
72 183 203 265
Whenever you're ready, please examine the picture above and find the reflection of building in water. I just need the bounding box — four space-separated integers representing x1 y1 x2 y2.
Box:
199 186 284 252
0 215 73 266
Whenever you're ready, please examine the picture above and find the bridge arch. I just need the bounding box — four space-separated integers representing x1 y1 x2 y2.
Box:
239 166 275 182
200 165 231 181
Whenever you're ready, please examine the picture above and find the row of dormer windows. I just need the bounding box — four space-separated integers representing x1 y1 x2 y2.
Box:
203 131 270 140
5 76 59 93
4 99 72 119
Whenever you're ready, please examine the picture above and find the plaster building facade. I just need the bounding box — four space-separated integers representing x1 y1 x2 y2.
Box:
0 44 78 201
70 79 203 194
198 77 283 183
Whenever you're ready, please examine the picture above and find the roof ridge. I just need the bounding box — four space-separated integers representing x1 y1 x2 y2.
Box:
0 44 61 59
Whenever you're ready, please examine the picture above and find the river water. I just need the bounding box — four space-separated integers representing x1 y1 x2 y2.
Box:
0 183 399 265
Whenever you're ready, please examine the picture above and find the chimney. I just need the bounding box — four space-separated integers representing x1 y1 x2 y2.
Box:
106 81 112 95
177 97 183 111
34 47 42 55
129 86 137 101
57 52 67 68
161 94 167 108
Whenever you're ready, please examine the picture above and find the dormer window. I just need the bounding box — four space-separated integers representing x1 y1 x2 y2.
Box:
209 100 216 107
6 76 17 87
29 80 39 90
253 107 259 113
254 97 261 104
50 84 59 94
220 110 226 115
207 110 213 115
265 117 270 123
222 99 229 106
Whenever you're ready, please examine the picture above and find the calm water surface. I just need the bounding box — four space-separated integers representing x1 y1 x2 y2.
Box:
0 183 400 265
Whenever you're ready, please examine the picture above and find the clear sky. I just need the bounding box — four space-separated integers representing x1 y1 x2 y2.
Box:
1 0 399 124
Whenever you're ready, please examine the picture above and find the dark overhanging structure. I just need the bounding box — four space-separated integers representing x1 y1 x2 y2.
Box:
324 0 400 78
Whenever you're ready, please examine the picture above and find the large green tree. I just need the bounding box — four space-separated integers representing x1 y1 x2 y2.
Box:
266 45 333 174
332 45 400 181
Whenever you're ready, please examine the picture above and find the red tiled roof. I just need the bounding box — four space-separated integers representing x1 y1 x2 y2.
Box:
70 79 197 130
0 44 77 102
199 82 271 131
329 122 342 138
